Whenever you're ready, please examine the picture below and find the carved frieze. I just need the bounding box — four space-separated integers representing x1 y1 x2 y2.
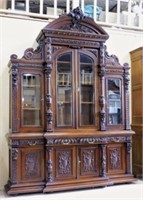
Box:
51 38 100 48
46 136 130 145
20 139 44 146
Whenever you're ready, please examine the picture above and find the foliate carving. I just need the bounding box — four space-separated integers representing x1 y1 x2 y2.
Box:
100 144 106 177
23 46 42 60
109 148 121 170
105 51 121 67
99 95 105 109
100 44 105 65
51 38 100 48
68 7 85 28
11 140 19 147
25 152 39 178
20 139 44 146
98 65 105 77
46 136 129 145
46 109 53 126
47 148 53 182
81 150 95 172
12 148 18 161
58 151 72 175
99 111 106 131
52 46 63 54
123 63 130 91
12 63 18 86
126 141 132 174
44 38 53 132
11 148 18 183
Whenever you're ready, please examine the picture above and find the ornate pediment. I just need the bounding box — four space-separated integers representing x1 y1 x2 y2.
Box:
37 7 109 43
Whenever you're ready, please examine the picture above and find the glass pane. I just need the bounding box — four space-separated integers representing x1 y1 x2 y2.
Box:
22 74 41 127
56 53 72 127
107 79 122 125
80 54 94 126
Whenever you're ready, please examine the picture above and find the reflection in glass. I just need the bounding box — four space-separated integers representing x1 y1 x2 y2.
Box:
56 53 72 126
22 74 41 126
80 54 94 126
107 79 122 125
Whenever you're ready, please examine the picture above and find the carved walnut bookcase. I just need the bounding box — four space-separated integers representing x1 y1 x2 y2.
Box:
5 7 135 195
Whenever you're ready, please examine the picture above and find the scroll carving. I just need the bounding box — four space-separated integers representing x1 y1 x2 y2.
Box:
46 136 129 145
23 46 42 60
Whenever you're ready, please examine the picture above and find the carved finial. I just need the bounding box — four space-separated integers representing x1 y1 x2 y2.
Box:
68 7 85 27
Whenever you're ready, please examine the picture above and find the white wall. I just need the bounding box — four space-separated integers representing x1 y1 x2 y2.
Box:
0 15 142 190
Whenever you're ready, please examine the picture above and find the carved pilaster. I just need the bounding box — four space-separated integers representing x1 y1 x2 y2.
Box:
123 63 130 130
47 148 53 182
100 144 106 177
44 37 53 132
11 148 18 183
98 44 106 130
11 62 19 132
126 140 132 174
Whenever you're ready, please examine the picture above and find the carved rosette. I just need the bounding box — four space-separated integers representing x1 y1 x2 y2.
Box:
11 148 18 183
123 63 130 92
44 37 53 132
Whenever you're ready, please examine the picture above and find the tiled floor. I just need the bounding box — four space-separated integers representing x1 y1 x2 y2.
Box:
0 179 142 200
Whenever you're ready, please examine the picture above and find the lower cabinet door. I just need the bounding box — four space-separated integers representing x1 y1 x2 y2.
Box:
106 143 126 175
18 146 45 183
77 145 100 178
46 146 76 182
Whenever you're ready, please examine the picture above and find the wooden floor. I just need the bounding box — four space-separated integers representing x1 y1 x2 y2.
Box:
0 179 142 200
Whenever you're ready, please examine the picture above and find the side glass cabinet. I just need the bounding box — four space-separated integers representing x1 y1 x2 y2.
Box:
21 74 42 127
107 78 122 125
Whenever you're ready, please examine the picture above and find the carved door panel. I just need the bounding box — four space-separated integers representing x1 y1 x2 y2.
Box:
106 143 126 175
78 146 100 178
46 146 76 182
18 146 44 183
